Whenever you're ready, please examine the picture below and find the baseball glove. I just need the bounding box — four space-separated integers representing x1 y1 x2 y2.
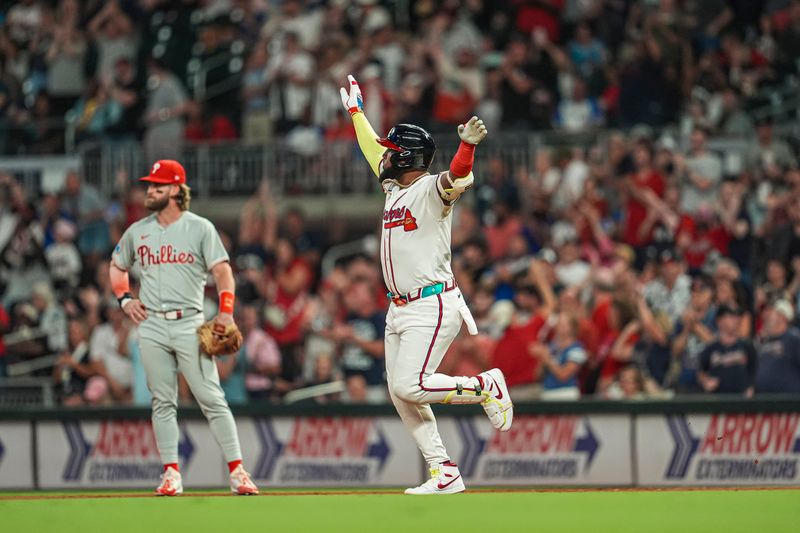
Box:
197 320 243 356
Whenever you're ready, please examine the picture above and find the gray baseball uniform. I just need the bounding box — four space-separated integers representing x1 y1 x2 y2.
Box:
113 211 242 464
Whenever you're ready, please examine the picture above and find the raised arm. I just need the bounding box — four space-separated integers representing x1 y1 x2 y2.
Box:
340 75 384 177
436 116 488 204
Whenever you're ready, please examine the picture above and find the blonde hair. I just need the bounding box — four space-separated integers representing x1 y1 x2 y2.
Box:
174 184 191 211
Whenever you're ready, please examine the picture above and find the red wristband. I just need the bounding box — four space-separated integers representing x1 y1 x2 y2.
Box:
348 107 361 115
449 140 475 178
219 291 235 314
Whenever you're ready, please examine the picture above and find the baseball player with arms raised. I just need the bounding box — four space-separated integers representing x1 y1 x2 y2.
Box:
109 160 258 496
340 75 513 494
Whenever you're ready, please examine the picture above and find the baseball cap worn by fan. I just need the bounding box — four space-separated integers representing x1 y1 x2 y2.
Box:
140 160 186 185
716 304 743 320
771 299 795 322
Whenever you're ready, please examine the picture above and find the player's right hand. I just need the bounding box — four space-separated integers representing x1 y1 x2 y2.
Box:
122 298 148 324
458 116 488 145
339 74 363 115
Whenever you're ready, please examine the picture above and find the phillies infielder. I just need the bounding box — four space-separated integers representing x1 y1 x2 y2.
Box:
340 75 513 494
109 160 258 496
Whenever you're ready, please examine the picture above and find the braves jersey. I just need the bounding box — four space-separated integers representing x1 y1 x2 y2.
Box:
112 211 228 312
381 173 454 295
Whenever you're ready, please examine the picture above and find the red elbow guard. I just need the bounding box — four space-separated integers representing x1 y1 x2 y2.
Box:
449 141 475 178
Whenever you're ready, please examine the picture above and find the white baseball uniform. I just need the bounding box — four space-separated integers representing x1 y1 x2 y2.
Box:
380 173 485 467
342 73 510 478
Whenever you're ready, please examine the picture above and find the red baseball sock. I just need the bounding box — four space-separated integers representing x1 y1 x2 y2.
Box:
228 459 242 473
164 463 179 472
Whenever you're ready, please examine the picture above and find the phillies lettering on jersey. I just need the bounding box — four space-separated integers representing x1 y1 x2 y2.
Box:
380 173 454 295
137 245 196 268
112 211 228 311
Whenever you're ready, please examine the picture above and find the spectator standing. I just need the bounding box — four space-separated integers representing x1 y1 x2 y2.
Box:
643 248 691 325
60 171 109 266
45 0 87 115
671 274 717 392
87 0 137 84
697 305 757 396
623 139 666 256
266 32 314 134
52 318 93 406
554 77 603 132
680 127 723 214
756 299 800 394
30 282 68 356
240 304 282 402
88 305 133 404
143 58 190 162
241 42 272 144
491 260 556 400
330 279 385 403
532 313 588 400
746 117 797 177
44 219 81 296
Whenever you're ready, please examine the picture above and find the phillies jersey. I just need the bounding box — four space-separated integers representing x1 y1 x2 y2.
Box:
112 211 229 311
381 173 454 295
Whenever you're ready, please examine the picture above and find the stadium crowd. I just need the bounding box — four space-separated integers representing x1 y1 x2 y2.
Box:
1 0 800 406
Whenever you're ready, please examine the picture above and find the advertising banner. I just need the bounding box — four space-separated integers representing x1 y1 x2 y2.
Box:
0 422 34 489
636 413 800 486
437 414 632 486
237 417 421 487
36 420 226 489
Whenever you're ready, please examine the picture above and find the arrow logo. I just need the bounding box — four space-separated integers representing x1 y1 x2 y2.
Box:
62 421 92 481
574 418 600 471
178 424 195 469
253 419 283 480
456 418 486 477
665 416 700 479
367 426 390 474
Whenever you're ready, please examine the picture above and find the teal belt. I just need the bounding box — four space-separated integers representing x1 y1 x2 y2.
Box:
387 280 457 304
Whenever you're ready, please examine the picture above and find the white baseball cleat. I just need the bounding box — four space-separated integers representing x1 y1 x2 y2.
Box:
479 368 513 431
230 464 259 495
404 461 465 495
155 466 183 496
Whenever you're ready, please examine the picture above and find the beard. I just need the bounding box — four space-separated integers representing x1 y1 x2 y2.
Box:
145 195 169 212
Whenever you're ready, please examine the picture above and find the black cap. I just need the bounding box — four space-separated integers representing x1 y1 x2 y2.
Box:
659 247 683 264
691 274 713 292
716 305 743 319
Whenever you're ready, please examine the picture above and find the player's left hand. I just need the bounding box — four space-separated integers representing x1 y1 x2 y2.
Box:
458 116 488 145
339 74 363 115
214 312 234 330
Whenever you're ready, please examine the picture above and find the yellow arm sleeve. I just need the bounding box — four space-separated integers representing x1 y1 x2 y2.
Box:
351 111 384 178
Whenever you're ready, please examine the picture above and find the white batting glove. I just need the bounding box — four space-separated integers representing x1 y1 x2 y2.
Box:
339 74 363 115
457 116 488 145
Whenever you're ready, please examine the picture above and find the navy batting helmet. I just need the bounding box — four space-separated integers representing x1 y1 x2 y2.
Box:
377 124 436 182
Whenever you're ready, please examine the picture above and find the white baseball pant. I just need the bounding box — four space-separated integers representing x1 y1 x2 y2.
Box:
385 289 483 468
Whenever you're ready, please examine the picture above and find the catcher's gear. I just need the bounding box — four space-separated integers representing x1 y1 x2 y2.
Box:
198 320 243 356
377 124 437 182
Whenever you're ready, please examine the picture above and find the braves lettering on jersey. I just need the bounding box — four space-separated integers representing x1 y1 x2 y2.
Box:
381 173 453 295
112 211 228 311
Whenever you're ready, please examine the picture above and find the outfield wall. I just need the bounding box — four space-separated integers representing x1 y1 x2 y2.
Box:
1 398 799 489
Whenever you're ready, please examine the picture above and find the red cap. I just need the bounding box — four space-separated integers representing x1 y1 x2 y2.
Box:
139 160 186 185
